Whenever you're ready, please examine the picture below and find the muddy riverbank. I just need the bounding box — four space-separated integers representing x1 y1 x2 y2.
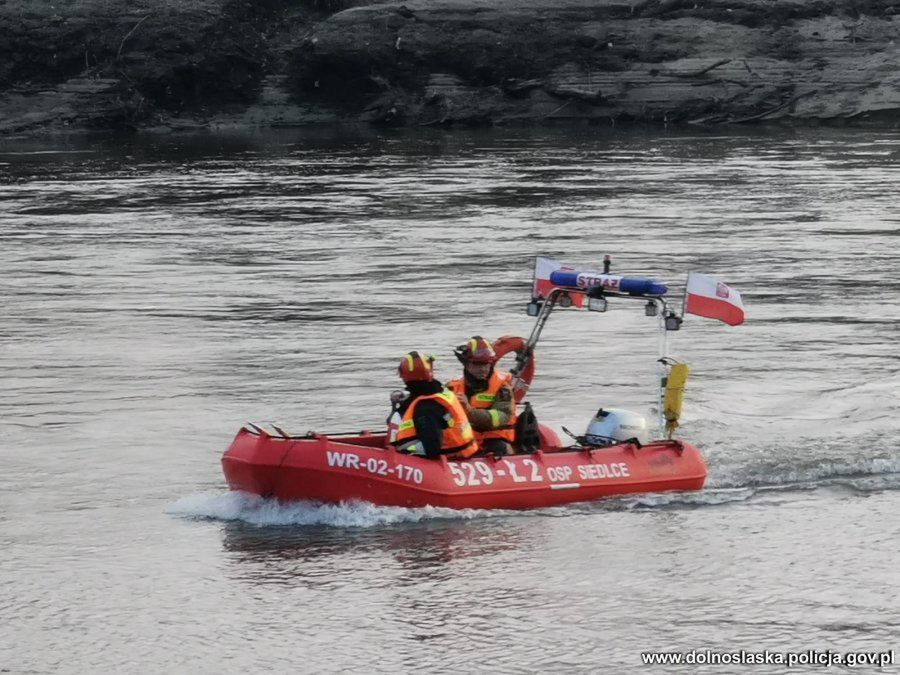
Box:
1 0 898 134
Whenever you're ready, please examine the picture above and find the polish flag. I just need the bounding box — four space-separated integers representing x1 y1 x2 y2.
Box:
684 272 745 326
532 257 584 307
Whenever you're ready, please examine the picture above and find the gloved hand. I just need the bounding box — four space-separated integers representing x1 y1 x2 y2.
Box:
398 440 425 456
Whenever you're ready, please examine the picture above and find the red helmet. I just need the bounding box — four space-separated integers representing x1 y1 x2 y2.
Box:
398 351 434 383
455 336 497 365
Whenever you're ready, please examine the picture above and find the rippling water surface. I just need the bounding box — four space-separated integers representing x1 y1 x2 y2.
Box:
2 127 898 673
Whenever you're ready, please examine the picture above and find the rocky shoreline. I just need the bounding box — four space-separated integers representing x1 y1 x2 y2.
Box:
1 0 898 135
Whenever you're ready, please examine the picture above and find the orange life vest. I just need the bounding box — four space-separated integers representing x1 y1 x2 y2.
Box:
394 389 478 459
448 370 518 444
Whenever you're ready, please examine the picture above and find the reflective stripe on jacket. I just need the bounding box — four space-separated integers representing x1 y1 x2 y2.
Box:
394 389 478 458
448 370 517 444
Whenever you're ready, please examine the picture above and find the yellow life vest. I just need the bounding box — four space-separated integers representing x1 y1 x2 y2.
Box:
394 389 478 458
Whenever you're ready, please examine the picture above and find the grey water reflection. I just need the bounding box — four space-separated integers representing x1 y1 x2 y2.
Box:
221 518 532 583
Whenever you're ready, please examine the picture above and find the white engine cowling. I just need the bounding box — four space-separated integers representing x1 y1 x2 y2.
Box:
584 408 649 446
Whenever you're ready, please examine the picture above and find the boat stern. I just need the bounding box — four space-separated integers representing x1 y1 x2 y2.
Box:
221 427 292 497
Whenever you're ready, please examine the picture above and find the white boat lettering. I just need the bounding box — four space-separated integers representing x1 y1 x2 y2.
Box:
546 465 574 482
474 462 494 484
455 461 495 486
326 451 360 468
365 457 389 476
577 462 631 480
394 464 424 484
450 459 548 488
327 451 422 483
449 462 475 487
503 459 527 483
522 458 543 481
462 462 481 486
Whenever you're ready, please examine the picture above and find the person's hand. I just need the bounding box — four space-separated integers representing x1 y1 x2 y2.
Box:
455 392 470 410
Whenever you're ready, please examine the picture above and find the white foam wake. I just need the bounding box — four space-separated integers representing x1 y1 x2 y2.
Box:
707 455 900 490
613 487 757 509
167 490 517 528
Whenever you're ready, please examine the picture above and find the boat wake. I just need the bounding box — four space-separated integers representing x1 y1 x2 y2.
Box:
173 439 900 526
174 449 900 527
708 453 900 492
577 454 900 512
168 490 520 528
597 487 758 510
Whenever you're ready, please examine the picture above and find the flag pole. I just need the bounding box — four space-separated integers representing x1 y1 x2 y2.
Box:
657 299 667 438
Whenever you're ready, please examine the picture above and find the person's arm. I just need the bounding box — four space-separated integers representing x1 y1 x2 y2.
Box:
467 383 514 432
413 399 448 458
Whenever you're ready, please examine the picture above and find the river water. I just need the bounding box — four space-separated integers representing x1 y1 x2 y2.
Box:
1 127 898 673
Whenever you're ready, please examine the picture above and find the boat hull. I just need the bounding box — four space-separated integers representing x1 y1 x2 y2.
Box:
222 427 707 510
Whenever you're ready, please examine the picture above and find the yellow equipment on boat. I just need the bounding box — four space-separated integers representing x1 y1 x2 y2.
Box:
663 362 690 438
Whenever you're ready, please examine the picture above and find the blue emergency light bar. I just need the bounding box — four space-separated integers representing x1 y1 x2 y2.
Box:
549 270 668 296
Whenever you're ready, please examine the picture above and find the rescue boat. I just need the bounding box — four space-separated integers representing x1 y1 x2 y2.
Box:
221 256 723 510
223 425 706 509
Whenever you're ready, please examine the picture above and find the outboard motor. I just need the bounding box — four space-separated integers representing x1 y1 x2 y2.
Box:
584 408 649 446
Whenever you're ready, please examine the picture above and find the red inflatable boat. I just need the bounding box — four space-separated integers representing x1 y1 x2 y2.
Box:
221 257 722 509
222 425 706 509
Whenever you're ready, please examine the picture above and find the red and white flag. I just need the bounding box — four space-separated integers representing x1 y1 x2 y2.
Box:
532 256 584 307
684 272 745 326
